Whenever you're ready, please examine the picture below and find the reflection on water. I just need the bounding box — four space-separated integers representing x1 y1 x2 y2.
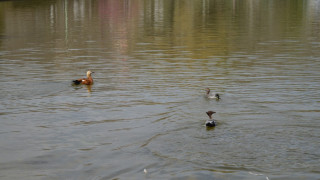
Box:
1 0 320 179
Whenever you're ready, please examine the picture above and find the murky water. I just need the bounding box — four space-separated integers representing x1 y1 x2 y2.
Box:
1 0 320 179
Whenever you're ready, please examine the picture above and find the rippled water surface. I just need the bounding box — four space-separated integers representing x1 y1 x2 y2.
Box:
1 0 320 179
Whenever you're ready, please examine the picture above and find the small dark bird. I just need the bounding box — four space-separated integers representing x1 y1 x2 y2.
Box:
205 88 220 100
73 71 94 85
205 111 216 127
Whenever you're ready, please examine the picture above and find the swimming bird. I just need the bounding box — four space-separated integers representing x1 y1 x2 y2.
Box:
72 71 94 85
205 88 220 100
205 111 216 127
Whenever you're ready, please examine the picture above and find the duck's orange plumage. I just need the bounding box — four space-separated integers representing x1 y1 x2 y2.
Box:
73 71 94 85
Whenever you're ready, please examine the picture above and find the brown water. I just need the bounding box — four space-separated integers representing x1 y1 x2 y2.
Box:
1 0 320 179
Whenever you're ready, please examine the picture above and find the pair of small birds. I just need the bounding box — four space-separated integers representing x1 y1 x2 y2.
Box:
205 88 220 127
73 71 219 127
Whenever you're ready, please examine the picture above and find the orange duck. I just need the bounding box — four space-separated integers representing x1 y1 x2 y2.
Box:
73 71 94 85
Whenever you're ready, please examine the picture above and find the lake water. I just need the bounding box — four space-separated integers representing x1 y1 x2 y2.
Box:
1 0 320 179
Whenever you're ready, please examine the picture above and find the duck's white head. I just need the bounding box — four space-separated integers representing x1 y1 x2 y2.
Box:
87 71 94 77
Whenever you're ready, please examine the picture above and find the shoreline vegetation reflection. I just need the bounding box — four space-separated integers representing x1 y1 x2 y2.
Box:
0 0 319 58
